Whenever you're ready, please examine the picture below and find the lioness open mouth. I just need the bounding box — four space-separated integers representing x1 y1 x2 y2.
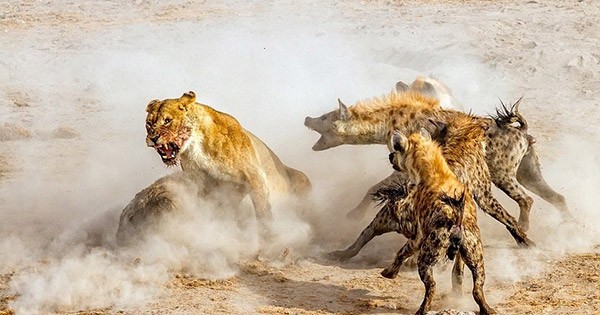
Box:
155 142 180 165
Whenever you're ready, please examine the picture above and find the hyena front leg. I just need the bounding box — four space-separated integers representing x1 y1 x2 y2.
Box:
328 205 400 261
347 172 406 220
517 146 573 222
381 239 418 279
460 229 495 315
489 168 534 233
415 237 441 315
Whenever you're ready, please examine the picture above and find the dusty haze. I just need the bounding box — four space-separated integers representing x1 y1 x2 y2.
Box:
0 0 599 314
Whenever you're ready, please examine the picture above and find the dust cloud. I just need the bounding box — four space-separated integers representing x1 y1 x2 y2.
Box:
0 5 598 314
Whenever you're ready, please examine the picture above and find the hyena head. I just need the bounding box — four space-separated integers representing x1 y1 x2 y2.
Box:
388 128 433 182
304 81 409 151
304 98 354 151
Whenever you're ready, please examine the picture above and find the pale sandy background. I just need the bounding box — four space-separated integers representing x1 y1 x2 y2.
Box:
1 1 599 314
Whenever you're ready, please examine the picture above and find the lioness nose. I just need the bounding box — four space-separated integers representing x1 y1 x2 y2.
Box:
150 135 160 143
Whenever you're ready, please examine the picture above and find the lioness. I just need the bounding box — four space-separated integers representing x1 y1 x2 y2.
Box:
145 91 311 221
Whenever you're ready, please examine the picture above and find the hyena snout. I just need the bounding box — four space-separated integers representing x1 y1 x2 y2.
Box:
304 116 317 129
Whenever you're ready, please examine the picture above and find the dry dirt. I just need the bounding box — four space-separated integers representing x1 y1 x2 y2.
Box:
1 1 599 314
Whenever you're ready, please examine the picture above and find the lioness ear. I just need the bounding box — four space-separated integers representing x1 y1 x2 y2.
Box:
146 99 160 113
390 130 408 153
179 91 196 110
395 81 409 93
419 127 432 141
338 98 351 121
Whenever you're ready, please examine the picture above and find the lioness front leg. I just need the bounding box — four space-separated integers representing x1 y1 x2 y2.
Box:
245 169 272 222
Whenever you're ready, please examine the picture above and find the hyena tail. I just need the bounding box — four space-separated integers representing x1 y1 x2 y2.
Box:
442 190 466 260
494 96 528 132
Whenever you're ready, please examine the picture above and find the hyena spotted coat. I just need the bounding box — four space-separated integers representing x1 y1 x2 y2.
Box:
385 128 495 315
305 86 571 237
328 111 534 264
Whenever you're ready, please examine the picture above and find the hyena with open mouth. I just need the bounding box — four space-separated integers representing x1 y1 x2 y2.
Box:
306 80 571 258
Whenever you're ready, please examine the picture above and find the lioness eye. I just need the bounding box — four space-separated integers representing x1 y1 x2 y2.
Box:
164 118 171 124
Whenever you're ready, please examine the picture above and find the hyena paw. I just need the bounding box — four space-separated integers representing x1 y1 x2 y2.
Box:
380 266 399 279
517 236 536 248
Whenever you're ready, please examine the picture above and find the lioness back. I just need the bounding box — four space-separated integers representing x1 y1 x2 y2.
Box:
246 131 312 197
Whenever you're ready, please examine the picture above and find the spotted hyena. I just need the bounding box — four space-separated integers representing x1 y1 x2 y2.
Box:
384 128 495 315
305 84 571 235
328 109 534 264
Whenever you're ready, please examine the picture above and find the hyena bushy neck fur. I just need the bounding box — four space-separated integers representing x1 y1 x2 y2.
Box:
304 90 440 150
335 91 440 144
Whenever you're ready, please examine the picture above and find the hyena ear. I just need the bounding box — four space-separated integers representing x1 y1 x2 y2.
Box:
146 99 160 113
390 129 408 153
419 127 432 141
420 81 436 96
395 81 409 93
179 91 196 110
428 119 447 132
452 189 466 210
410 76 436 95
442 189 466 210
338 98 351 121
427 119 448 141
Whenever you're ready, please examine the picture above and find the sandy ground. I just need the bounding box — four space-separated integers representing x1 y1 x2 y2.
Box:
1 0 600 314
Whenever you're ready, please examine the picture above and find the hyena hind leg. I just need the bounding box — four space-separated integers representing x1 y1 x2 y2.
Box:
517 147 573 221
381 239 418 279
460 230 496 315
328 206 400 261
476 189 534 247
491 172 534 232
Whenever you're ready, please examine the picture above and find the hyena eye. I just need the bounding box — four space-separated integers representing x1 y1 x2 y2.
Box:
164 118 172 125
